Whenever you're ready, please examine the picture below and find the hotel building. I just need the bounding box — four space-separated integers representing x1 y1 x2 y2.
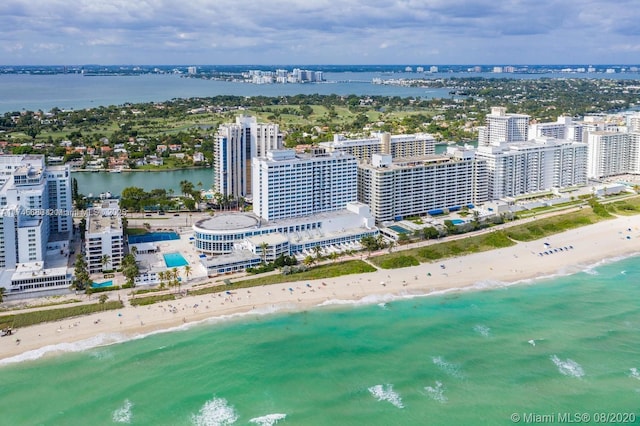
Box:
252 148 357 221
195 148 377 275
0 155 73 295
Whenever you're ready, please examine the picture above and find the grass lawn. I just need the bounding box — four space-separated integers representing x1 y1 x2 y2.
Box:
0 301 124 329
505 209 608 242
371 230 516 268
188 260 376 296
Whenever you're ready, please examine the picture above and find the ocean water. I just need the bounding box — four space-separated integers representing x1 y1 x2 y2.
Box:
2 256 640 425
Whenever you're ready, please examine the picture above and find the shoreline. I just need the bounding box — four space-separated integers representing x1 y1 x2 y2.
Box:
71 166 211 173
2 214 640 365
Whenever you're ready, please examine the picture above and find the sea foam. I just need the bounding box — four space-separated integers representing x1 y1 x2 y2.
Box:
473 324 491 337
249 413 287 425
550 355 585 378
368 384 404 408
629 368 640 380
432 356 465 379
112 399 133 424
424 381 447 403
191 397 238 426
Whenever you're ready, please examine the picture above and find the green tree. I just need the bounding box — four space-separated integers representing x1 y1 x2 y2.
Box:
73 254 91 291
101 254 111 271
121 253 139 287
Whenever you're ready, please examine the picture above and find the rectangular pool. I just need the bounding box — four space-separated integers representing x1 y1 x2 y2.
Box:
129 232 180 244
163 252 189 268
450 219 465 225
92 280 113 289
388 225 410 234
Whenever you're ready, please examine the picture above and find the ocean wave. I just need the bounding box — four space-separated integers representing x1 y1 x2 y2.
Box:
550 355 584 378
0 333 128 366
112 399 133 424
368 384 404 408
424 381 447 403
629 368 640 380
249 413 287 425
473 324 491 337
191 396 238 426
432 356 465 379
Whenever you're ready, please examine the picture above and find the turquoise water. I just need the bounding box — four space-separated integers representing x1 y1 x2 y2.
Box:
91 280 113 289
129 232 180 244
388 225 410 234
164 252 189 268
2 256 640 425
451 219 465 225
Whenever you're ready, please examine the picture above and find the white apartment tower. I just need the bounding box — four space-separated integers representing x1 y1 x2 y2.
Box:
319 132 436 162
476 138 588 200
357 149 488 223
85 199 124 274
252 148 358 221
478 107 530 146
586 131 640 179
530 116 585 142
0 155 72 294
213 116 282 197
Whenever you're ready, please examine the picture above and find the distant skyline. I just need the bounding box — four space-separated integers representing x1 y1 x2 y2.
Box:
2 0 640 66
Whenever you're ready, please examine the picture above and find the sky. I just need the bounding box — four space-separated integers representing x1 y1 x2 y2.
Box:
2 0 640 66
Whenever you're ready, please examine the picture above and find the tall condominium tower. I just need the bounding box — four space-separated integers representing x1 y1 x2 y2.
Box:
0 155 73 294
213 116 282 197
478 107 530 146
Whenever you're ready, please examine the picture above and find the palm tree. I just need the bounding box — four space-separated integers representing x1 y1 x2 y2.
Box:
259 241 269 264
101 254 111 271
130 245 138 258
98 294 109 309
157 271 166 289
183 265 192 282
312 245 323 261
172 268 180 293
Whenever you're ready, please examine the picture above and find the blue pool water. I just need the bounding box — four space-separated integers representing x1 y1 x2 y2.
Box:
91 280 113 289
388 225 410 234
451 219 465 225
163 252 189 268
128 232 179 244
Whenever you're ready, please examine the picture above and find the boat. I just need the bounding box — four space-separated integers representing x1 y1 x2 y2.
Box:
110 168 121 173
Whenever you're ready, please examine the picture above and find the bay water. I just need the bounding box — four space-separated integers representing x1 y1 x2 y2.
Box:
1 255 639 425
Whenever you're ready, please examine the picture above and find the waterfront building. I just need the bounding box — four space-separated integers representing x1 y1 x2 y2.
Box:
196 148 376 275
357 148 488 223
252 148 357 221
318 132 436 162
0 155 72 294
84 199 124 274
530 116 585 142
212 116 282 198
475 137 588 200
478 107 530 146
627 113 640 133
585 131 640 179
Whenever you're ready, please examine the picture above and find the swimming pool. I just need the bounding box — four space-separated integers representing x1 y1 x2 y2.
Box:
163 252 189 268
450 219 465 225
388 225 410 234
92 280 113 289
129 232 180 244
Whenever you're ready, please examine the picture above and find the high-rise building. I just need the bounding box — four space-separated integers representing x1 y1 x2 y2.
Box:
475 138 588 200
530 116 585 142
319 132 436 162
357 149 488 223
213 116 282 198
0 155 72 294
586 131 640 179
252 148 358 221
84 199 124 274
478 107 530 146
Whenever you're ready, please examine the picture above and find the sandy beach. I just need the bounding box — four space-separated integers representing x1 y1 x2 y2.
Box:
2 214 639 364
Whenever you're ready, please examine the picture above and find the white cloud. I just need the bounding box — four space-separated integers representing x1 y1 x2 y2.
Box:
0 0 638 64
